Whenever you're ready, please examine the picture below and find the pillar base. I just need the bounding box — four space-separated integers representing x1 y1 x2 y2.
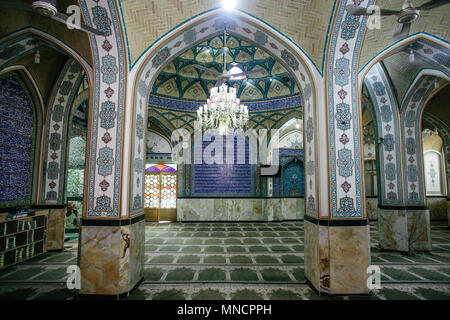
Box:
447 199 450 228
79 216 145 296
378 208 431 253
304 218 370 295
47 208 65 250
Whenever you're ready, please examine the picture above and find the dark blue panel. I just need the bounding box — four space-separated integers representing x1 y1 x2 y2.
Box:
0 187 28 201
0 129 32 147
149 94 301 112
0 105 33 123
0 76 34 204
0 116 33 137
0 159 30 174
0 145 31 161
0 173 29 188
192 135 253 196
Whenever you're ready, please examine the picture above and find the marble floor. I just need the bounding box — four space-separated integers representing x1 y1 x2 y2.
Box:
0 221 449 300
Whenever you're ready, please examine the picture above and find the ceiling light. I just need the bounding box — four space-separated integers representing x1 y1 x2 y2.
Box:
434 78 439 88
34 49 40 64
229 66 246 81
409 50 415 63
295 124 300 129
222 0 237 11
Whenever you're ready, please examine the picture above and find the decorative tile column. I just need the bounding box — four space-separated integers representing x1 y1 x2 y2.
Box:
78 0 144 297
363 62 412 252
303 0 373 295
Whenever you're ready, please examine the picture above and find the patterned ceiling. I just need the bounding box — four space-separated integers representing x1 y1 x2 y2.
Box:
1 1 448 76
119 0 335 70
0 0 91 65
381 46 439 105
360 0 450 70
121 0 450 73
152 33 299 101
423 83 450 127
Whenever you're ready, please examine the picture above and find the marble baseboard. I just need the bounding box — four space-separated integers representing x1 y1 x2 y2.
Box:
407 210 432 252
129 220 145 291
448 200 450 228
177 198 304 221
378 209 431 252
366 198 379 220
47 209 65 250
426 197 448 220
79 220 145 296
304 220 319 291
378 209 409 252
361 197 447 222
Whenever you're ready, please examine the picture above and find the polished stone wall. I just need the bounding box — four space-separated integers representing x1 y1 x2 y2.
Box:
304 220 370 294
448 200 450 227
47 209 65 251
177 198 304 221
366 197 379 220
378 209 432 253
79 218 145 296
427 197 448 221
366 197 448 222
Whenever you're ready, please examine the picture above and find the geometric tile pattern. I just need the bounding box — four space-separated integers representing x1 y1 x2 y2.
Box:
364 63 403 205
148 93 302 111
326 0 375 218
132 10 318 217
41 59 84 204
0 74 36 206
152 33 298 101
0 34 39 70
0 222 449 300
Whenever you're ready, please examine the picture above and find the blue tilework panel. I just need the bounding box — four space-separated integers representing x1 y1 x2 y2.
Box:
192 135 254 196
0 76 34 205
149 93 301 112
282 161 304 196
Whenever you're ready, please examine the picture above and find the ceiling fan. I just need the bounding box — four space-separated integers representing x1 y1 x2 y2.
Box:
191 30 264 87
346 0 450 40
0 0 105 36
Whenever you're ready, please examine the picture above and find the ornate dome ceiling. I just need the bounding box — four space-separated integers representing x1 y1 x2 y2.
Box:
151 33 299 101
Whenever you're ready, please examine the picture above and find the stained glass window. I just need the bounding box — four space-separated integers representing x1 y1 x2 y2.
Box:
144 164 177 209
144 173 160 208
160 174 177 208
145 164 176 172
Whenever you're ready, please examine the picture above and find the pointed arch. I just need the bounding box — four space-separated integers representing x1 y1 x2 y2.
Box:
0 66 43 207
127 8 320 217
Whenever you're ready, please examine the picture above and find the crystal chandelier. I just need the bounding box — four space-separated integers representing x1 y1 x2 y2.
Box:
193 29 262 135
197 84 249 134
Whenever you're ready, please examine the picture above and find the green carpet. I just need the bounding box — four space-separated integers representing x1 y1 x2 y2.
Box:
0 221 449 300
